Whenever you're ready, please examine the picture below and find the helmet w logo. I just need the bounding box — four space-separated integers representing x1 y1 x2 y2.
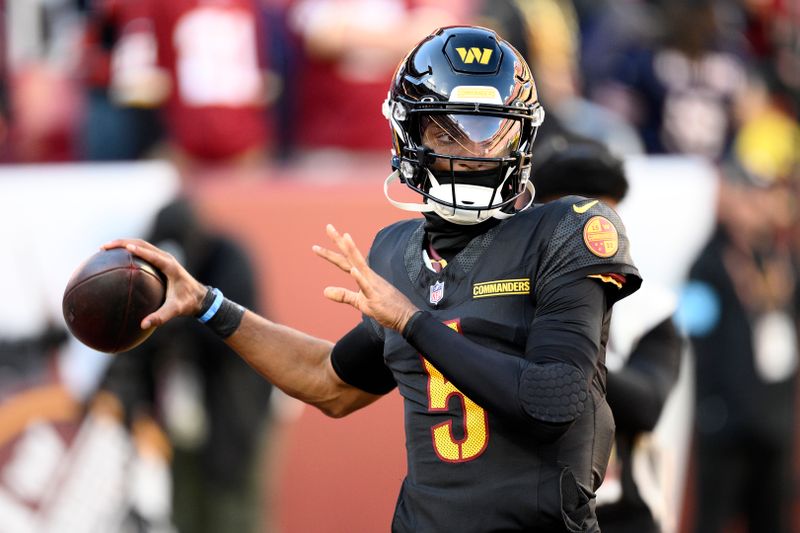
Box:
455 47 493 65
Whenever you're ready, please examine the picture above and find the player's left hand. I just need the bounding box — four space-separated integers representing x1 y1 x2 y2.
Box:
314 224 419 333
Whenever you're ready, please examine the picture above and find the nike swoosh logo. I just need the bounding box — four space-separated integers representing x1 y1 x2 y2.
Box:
572 200 599 214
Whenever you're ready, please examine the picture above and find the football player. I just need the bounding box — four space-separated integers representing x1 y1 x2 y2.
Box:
105 26 641 532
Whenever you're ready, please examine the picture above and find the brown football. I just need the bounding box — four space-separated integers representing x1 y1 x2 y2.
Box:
62 248 166 353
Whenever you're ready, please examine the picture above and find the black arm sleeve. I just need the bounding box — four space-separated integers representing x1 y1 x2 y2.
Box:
331 321 396 395
403 277 608 440
606 317 683 432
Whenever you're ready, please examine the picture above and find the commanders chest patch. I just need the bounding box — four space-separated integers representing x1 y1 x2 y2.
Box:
583 216 619 258
473 278 531 299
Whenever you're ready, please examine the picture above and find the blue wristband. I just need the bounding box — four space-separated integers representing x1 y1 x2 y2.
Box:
198 288 224 323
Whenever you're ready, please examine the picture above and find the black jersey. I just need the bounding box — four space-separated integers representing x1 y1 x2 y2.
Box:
353 197 640 532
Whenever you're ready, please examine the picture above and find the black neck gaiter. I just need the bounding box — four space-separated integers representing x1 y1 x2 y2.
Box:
423 213 501 262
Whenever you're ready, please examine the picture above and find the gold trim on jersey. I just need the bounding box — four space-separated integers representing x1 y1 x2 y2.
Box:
588 273 623 289
472 278 531 299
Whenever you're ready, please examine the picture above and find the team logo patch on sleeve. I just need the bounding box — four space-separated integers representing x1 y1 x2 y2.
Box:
472 278 531 299
583 216 619 258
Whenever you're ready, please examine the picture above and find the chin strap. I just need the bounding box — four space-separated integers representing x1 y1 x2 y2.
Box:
384 170 436 213
384 170 536 221
494 180 535 219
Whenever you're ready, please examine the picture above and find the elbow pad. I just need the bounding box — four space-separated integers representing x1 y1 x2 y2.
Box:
519 362 588 423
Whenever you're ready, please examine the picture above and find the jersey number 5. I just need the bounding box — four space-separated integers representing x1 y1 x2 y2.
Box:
421 320 489 463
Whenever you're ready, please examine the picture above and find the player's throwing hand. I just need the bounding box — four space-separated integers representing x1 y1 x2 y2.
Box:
101 238 208 329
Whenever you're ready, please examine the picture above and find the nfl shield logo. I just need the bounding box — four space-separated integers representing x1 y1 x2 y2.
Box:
429 281 445 305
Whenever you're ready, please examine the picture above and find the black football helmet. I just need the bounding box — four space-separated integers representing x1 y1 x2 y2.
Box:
383 26 544 224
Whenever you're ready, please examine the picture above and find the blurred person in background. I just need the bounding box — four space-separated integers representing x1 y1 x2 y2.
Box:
99 198 273 533
584 0 749 161
77 0 164 161
283 0 471 159
477 0 644 158
4 0 84 162
679 161 799 532
533 137 683 533
730 67 800 190
101 0 279 177
738 0 800 115
577 0 662 109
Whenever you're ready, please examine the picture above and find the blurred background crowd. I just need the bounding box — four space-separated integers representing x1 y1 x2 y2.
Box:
0 0 798 532
1 0 798 171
